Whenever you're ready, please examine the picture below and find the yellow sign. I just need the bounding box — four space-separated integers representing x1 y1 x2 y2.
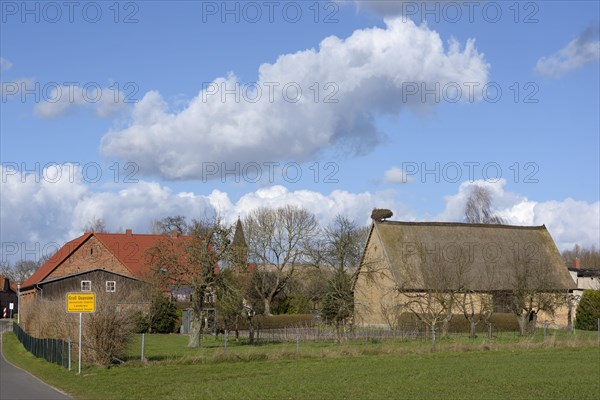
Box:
67 293 96 313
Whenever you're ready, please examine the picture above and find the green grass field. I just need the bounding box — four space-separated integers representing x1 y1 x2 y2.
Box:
2 332 599 400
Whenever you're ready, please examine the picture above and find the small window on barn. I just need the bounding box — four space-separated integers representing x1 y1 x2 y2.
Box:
81 280 91 292
106 281 116 292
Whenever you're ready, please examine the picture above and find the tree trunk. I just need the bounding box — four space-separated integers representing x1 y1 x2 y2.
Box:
188 313 203 348
469 320 477 340
263 298 272 316
441 309 453 338
431 324 436 352
516 314 528 336
528 312 538 334
566 298 573 335
335 322 342 344
234 316 240 342
248 316 255 344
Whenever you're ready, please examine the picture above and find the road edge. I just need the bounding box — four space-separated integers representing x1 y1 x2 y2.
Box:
0 325 73 399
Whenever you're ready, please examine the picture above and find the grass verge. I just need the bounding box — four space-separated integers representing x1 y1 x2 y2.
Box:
3 332 599 399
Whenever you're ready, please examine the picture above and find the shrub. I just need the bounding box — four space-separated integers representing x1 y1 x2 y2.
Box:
149 295 178 333
133 311 150 334
320 271 354 326
575 290 600 330
393 313 519 333
21 284 148 366
253 314 314 329
273 296 312 314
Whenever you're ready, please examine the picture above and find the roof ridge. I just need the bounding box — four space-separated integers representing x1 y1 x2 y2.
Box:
94 232 192 238
376 220 545 230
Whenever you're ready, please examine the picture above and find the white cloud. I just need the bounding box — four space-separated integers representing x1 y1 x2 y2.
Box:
379 166 413 184
0 57 12 71
0 165 410 262
213 185 410 227
101 18 489 180
437 179 600 251
2 167 596 261
535 24 600 78
33 85 129 119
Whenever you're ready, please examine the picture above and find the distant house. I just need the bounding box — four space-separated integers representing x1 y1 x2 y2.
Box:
568 258 600 309
0 275 18 317
354 220 576 328
19 229 190 320
568 258 600 292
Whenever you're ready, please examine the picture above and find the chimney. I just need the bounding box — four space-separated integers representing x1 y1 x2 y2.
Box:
125 229 132 236
572 257 581 270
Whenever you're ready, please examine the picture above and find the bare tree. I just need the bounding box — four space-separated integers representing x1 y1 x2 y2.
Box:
213 269 244 340
464 186 504 224
508 243 567 335
244 205 318 315
150 215 190 235
84 217 107 233
0 261 11 277
455 259 496 339
309 215 369 340
405 290 454 352
319 215 369 279
401 244 466 351
1 260 40 283
148 217 232 347
320 270 354 342
561 244 600 270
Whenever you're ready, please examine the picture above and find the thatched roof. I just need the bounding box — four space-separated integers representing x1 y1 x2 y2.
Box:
368 221 575 291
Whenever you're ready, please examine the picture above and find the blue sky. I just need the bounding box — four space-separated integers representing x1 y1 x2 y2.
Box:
1 1 599 263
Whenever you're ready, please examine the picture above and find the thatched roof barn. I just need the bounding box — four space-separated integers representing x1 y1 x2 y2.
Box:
354 220 575 327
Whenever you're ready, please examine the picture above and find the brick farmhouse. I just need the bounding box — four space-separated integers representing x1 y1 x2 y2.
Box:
19 229 187 320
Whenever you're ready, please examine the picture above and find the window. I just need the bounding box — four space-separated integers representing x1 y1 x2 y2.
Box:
492 291 513 313
106 281 116 292
81 280 91 292
204 292 215 303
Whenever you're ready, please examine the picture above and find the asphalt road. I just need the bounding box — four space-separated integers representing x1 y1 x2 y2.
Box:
0 320 72 400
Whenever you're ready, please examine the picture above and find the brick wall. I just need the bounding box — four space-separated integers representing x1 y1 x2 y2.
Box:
45 236 130 280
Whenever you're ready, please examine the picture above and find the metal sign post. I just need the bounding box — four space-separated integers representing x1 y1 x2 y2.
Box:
17 283 20 324
66 293 96 375
78 312 82 374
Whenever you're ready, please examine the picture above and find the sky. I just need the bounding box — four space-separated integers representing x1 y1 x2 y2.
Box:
1 0 599 264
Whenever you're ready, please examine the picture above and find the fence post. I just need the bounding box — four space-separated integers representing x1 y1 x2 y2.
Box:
141 333 145 362
296 334 300 354
68 337 71 371
543 321 547 343
597 318 599 345
224 331 228 352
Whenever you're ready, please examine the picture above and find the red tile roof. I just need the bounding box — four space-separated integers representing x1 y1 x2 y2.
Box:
22 231 191 289
22 233 92 288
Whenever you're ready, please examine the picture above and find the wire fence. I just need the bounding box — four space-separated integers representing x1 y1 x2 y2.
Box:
221 321 527 345
12 323 70 369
